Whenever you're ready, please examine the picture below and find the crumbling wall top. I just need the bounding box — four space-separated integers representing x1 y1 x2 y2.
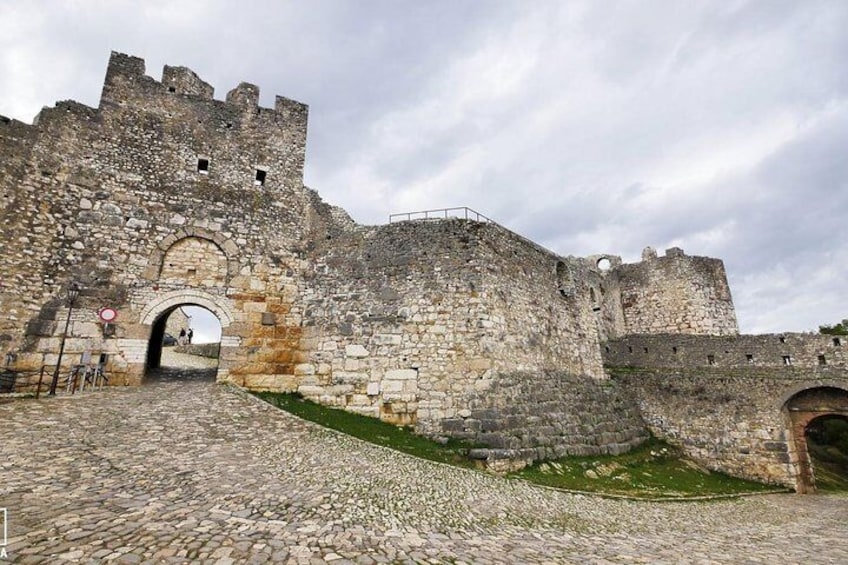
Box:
100 51 308 121
162 65 214 99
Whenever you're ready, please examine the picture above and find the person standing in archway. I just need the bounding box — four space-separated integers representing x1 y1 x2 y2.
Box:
178 328 187 346
187 328 194 344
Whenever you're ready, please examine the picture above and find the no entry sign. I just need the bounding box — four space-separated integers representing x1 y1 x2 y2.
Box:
98 307 117 323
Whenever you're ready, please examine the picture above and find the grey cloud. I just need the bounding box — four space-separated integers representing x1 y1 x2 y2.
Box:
1 1 847 333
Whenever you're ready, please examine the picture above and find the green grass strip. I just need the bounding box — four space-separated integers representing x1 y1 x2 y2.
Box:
253 391 478 467
255 391 783 498
512 438 782 498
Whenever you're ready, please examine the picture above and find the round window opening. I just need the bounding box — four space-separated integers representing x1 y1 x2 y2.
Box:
596 257 611 271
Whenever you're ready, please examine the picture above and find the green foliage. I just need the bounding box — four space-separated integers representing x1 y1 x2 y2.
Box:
807 417 848 491
819 321 848 335
253 391 477 467
511 438 779 498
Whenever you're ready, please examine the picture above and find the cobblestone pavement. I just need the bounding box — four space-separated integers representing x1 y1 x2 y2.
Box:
2 370 847 564
160 348 219 370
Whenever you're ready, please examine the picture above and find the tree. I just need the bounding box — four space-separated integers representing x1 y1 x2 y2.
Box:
819 319 848 336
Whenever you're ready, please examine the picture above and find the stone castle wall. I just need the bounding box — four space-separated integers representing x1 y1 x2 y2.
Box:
164 308 190 338
604 332 848 369
604 334 848 487
611 248 738 336
0 52 349 387
248 219 644 461
2 51 773 476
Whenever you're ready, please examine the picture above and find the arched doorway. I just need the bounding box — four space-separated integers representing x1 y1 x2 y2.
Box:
804 415 848 491
785 386 848 493
146 304 222 380
138 289 234 383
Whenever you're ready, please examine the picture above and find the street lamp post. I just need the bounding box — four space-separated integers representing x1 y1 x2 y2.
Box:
48 282 80 396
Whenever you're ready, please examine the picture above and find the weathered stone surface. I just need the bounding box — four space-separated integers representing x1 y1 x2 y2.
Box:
605 333 848 490
1 50 838 489
3 378 846 563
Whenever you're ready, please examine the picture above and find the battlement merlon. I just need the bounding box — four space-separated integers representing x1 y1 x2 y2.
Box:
0 114 35 137
163 65 214 98
99 51 308 128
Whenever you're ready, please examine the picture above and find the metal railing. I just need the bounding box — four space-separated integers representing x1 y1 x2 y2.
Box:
0 363 109 399
388 205 560 258
0 365 53 398
389 207 494 224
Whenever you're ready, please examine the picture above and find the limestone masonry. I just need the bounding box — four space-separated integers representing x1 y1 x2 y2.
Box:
1 52 845 491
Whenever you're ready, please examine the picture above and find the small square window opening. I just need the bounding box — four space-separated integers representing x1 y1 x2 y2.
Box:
707 354 715 366
782 355 792 366
197 158 209 174
255 169 267 186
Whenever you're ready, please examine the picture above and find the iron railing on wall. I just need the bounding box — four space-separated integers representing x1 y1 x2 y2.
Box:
0 365 52 398
388 206 560 258
389 207 494 224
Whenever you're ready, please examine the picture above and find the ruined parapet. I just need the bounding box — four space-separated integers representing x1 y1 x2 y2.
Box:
579 254 627 341
604 334 848 489
97 51 310 190
612 247 738 336
603 332 848 369
162 65 214 98
0 51 331 376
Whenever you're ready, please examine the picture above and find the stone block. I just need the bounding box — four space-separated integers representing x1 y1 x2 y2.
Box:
332 371 367 385
373 333 402 345
294 363 315 376
441 419 466 432
297 385 325 397
327 384 354 396
468 358 492 371
381 380 404 394
384 369 417 381
345 344 369 358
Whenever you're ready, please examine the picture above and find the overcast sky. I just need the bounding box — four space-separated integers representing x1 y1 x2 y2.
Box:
2 1 846 335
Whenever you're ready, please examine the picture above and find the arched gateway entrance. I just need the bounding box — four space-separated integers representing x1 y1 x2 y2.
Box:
785 385 848 493
145 305 222 372
138 289 235 382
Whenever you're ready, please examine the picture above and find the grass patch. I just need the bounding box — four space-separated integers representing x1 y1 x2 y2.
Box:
512 438 781 498
253 391 477 467
254 392 783 498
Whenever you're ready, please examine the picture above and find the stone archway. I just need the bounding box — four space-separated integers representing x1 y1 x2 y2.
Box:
139 289 234 328
137 289 237 382
784 385 848 493
140 226 240 283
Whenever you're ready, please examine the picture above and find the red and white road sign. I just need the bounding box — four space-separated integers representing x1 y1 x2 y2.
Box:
98 307 117 323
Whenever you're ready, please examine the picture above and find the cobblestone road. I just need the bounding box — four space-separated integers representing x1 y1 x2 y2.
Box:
2 369 847 564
